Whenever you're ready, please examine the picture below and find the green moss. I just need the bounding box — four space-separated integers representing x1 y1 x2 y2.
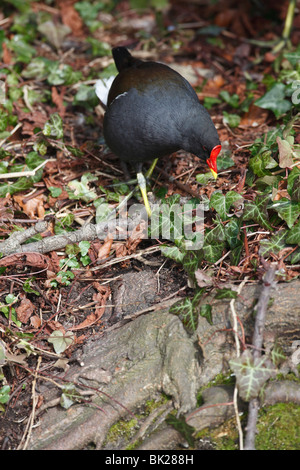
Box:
196 402 300 450
256 403 300 450
105 394 170 449
105 418 138 444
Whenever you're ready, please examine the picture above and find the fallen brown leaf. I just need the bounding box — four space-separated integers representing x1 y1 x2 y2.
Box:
14 193 45 219
0 253 49 269
58 0 85 37
97 235 113 260
16 296 35 324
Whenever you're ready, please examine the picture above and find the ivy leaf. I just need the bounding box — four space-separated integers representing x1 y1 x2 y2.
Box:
214 288 237 299
259 230 287 257
222 111 241 128
229 349 277 401
285 220 300 245
183 251 202 278
255 83 292 118
271 198 300 228
160 244 185 264
243 194 272 230
43 113 64 139
230 240 244 266
48 330 74 354
170 297 198 332
165 414 195 447
270 344 286 367
202 241 225 264
219 90 240 108
248 151 277 177
200 304 213 325
60 383 82 410
67 173 98 202
287 167 300 197
210 190 243 221
225 218 242 249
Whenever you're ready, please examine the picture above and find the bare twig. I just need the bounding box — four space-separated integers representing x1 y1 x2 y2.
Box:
243 261 278 450
17 356 42 450
230 278 248 450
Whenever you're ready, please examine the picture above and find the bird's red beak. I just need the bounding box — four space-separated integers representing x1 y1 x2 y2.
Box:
206 144 221 180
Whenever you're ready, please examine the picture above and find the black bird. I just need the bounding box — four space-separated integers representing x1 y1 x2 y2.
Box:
98 47 222 215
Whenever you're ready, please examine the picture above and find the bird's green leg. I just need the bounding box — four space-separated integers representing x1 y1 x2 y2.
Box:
137 172 152 217
137 158 158 217
146 157 158 179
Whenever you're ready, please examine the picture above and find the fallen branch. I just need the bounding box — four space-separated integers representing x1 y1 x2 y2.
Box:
0 217 141 256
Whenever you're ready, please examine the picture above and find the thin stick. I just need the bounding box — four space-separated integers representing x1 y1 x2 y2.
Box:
18 356 42 450
230 278 248 449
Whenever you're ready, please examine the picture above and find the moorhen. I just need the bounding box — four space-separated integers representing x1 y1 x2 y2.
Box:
96 47 221 216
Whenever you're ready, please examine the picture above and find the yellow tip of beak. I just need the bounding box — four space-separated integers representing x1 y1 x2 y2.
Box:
210 169 218 180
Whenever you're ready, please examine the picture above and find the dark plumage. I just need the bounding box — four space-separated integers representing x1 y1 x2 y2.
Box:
102 47 221 175
96 47 222 216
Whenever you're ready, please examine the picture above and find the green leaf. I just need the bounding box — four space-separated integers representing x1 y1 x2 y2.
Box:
182 251 202 278
287 167 300 201
255 83 292 118
202 241 225 264
49 186 62 198
210 190 243 220
222 111 241 128
271 198 300 228
230 240 244 265
22 57 50 80
23 278 40 296
283 50 300 67
67 173 98 202
0 385 11 404
219 90 240 108
203 96 222 110
7 34 36 63
47 63 82 86
43 113 64 140
79 241 90 257
48 330 74 354
214 288 237 299
248 151 277 177
205 219 226 244
286 220 300 245
170 297 198 332
160 244 185 264
259 230 287 257
216 152 235 171
196 172 214 184
243 194 272 230
199 303 213 325
73 84 99 109
225 218 242 249
270 344 286 367
165 414 195 447
229 349 277 401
